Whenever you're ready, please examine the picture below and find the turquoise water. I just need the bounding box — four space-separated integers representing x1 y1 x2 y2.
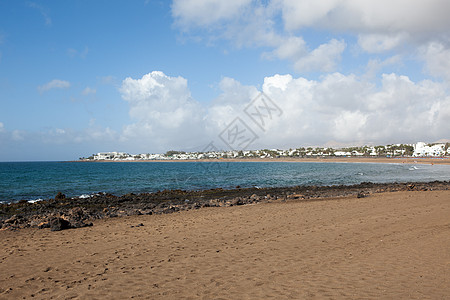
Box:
0 161 449 203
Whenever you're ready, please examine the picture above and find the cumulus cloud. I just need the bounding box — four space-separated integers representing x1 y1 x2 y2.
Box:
255 72 450 146
213 70 445 147
0 122 4 132
38 79 71 93
206 77 259 133
116 71 450 151
266 36 307 61
172 0 347 73
420 42 450 82
119 71 207 151
172 0 450 79
293 39 346 72
358 33 409 53
263 37 346 73
280 0 450 35
172 0 333 72
278 0 450 78
364 55 402 79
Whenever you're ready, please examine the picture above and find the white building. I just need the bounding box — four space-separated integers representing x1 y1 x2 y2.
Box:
413 142 446 157
334 151 352 156
93 152 128 160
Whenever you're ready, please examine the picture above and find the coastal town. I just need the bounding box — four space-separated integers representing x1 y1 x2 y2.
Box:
81 142 450 161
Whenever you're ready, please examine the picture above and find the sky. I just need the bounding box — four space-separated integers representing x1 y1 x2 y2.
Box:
0 0 450 161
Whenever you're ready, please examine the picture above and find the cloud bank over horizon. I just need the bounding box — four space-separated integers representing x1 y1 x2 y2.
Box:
1 69 449 160
115 71 450 152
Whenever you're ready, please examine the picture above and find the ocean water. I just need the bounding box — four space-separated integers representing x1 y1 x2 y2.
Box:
0 161 449 203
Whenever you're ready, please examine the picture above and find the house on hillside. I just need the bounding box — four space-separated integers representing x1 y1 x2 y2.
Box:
413 142 446 157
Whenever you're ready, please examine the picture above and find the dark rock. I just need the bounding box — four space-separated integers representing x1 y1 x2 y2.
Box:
38 222 50 229
2 181 450 231
70 220 93 229
55 192 66 200
357 192 367 198
289 194 305 200
230 197 243 206
5 215 22 224
250 194 260 202
50 217 71 231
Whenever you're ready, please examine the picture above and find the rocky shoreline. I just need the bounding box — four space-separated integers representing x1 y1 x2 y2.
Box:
1 181 449 231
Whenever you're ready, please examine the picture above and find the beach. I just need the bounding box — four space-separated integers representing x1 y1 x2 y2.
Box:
1 188 449 299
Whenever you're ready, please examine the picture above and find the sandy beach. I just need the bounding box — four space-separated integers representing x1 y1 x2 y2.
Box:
1 189 449 299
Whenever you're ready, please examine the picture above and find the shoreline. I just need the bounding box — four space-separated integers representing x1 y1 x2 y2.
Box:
74 156 450 165
1 180 449 231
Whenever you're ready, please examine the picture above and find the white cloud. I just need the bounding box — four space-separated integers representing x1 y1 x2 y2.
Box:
172 0 252 28
172 0 347 73
334 110 368 141
117 70 450 151
171 1 346 73
364 55 402 79
82 87 96 96
278 0 450 79
213 72 448 147
172 0 450 78
206 76 259 132
293 39 346 72
280 0 450 35
38 79 71 93
358 33 409 53
421 42 450 82
252 72 450 146
268 36 307 61
264 37 346 73
3 70 450 159
119 71 207 151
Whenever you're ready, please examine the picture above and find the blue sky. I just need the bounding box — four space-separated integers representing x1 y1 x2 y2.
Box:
1 0 450 161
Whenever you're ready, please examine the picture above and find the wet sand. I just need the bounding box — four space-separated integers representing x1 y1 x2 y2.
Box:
1 189 449 299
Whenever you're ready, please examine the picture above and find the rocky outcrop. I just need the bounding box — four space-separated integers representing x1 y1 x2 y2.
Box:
1 181 449 231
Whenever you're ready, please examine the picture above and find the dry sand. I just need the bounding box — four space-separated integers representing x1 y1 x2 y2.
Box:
1 190 449 299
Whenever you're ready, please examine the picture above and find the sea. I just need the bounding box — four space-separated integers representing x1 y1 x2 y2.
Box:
1 161 450 203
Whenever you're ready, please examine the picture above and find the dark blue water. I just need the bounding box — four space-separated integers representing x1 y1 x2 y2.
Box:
0 161 449 203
